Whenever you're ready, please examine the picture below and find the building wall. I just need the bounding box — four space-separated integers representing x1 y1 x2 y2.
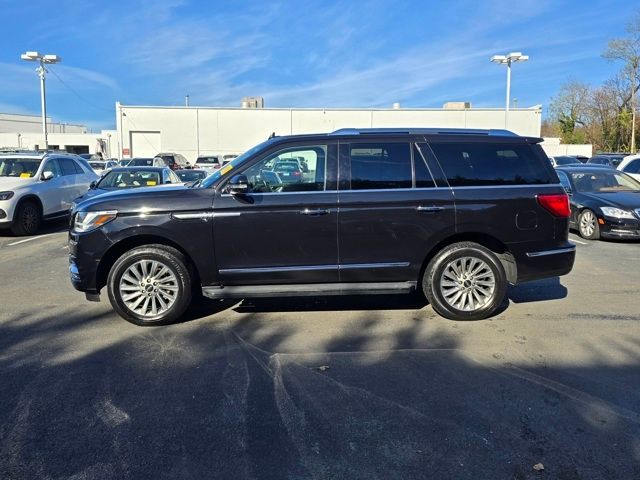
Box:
0 130 119 157
541 137 593 157
117 104 543 162
0 113 87 134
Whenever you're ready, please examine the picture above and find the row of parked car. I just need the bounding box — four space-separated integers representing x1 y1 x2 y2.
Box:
0 150 214 235
547 153 640 240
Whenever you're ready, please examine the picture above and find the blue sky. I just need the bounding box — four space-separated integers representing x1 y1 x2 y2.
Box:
0 0 633 131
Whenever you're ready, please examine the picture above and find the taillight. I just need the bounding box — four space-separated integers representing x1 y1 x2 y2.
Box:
293 171 302 177
537 193 570 218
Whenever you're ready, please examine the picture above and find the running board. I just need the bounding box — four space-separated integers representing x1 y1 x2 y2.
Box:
201 281 417 299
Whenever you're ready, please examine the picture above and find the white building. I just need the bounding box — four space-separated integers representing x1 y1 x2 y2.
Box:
0 112 87 134
116 102 544 162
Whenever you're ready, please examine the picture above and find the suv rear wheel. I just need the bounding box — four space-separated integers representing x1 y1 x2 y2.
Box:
107 245 192 326
423 242 507 321
11 201 41 236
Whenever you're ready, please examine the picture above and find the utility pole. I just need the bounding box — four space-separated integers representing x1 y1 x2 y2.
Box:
185 94 190 107
631 63 637 153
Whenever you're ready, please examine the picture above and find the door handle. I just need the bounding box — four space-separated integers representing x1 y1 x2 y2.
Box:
300 208 330 216
416 205 445 213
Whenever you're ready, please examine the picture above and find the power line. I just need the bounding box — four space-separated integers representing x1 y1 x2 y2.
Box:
47 65 113 114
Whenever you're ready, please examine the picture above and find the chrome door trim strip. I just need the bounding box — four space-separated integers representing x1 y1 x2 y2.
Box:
526 246 576 258
219 261 410 275
172 212 241 220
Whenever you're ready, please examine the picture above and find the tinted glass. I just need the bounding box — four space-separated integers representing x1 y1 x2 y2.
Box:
59 158 79 176
430 143 552 186
414 145 436 188
623 159 640 174
128 158 154 166
177 170 206 182
71 159 85 174
349 142 412 190
240 145 326 193
554 156 576 166
43 159 62 178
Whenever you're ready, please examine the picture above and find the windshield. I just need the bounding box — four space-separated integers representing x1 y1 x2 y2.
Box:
128 158 153 166
201 139 278 188
90 162 105 170
97 170 162 189
570 171 640 193
554 156 576 166
177 170 207 182
0 157 42 178
196 157 219 165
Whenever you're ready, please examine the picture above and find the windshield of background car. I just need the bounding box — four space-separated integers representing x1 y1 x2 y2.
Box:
0 158 42 177
90 162 105 170
570 171 640 193
201 138 278 188
128 158 153 166
97 170 162 188
177 170 206 182
196 157 220 165
555 156 576 165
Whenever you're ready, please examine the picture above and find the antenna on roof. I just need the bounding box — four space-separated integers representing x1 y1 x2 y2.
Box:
268 132 276 139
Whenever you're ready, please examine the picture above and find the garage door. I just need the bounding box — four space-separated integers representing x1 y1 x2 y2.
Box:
130 131 161 158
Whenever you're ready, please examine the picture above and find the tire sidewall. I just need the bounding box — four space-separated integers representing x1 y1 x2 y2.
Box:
424 243 506 321
12 201 41 236
107 247 191 326
578 209 600 240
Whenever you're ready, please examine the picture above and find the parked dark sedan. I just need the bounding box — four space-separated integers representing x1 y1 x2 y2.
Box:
73 167 181 206
587 154 626 168
556 166 640 240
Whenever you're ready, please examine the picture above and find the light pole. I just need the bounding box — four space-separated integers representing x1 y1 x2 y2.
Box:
20 51 61 150
491 52 529 128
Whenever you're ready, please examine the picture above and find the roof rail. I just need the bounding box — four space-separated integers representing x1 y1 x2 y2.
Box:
328 127 519 137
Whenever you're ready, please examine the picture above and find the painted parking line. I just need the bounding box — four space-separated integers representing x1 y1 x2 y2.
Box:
569 237 588 245
6 234 50 247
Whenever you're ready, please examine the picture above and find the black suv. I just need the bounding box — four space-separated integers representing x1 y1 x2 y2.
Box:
69 128 575 326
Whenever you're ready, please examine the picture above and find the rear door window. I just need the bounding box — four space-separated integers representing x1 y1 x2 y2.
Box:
59 158 79 176
348 142 412 190
623 159 640 174
429 142 552 186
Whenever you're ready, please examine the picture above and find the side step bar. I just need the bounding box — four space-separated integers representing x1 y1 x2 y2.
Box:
202 281 417 299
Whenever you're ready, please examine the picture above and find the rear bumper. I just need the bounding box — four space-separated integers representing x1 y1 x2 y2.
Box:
511 243 576 283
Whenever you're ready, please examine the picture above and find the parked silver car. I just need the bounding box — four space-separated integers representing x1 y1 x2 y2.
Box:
0 151 98 235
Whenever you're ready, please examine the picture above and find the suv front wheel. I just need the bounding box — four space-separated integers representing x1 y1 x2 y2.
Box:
107 245 192 326
423 242 507 321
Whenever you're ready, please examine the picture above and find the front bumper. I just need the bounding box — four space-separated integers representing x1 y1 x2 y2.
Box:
68 228 111 296
599 217 640 239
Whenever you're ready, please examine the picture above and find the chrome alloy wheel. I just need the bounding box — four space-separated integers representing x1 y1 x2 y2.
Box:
580 210 596 237
119 260 179 317
439 256 496 312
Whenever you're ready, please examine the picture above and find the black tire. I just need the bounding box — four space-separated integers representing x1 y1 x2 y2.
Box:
106 245 192 326
10 200 41 236
422 242 507 321
578 209 600 240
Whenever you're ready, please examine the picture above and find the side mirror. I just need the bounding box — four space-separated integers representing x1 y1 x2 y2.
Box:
89 180 97 190
228 175 249 195
41 171 54 181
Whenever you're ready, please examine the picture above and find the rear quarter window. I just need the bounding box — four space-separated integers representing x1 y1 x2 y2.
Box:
429 142 553 186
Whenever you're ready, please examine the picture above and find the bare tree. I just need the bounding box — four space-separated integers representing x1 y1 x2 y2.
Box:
548 81 591 143
603 11 640 152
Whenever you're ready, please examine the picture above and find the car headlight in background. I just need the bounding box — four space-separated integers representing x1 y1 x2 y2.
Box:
0 191 14 201
73 210 118 232
600 207 636 219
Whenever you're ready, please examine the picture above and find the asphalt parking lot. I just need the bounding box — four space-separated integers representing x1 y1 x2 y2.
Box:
0 223 639 479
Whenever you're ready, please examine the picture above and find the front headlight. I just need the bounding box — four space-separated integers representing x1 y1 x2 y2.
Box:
601 207 636 219
0 191 14 201
73 210 118 232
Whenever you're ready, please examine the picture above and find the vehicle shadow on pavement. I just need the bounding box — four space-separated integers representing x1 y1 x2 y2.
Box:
507 276 568 304
1 305 638 479
0 218 69 238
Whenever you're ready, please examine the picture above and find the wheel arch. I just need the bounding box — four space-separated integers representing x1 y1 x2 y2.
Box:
419 232 516 284
96 234 201 292
14 194 43 215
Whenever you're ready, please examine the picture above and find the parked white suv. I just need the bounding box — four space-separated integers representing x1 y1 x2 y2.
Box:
617 154 640 182
0 152 98 235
